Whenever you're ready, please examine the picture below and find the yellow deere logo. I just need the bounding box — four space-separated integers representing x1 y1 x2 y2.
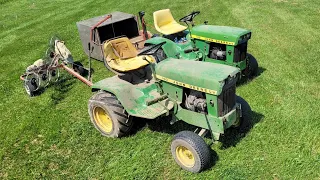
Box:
191 35 235 45
156 75 217 95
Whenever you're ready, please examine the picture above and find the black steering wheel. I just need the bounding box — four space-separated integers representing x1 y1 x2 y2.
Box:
179 11 200 24
138 42 166 62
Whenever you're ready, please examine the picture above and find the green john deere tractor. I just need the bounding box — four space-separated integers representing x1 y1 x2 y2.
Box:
144 9 258 79
88 39 252 173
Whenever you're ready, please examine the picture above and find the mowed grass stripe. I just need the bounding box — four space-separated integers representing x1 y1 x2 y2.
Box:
0 0 319 179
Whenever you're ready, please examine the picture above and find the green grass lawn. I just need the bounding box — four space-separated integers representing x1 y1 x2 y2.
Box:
1 0 320 179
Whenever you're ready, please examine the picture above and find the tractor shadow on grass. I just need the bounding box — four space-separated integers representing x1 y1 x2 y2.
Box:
128 111 264 170
256 66 266 77
48 74 76 105
129 116 221 168
219 111 264 149
128 116 201 138
134 110 264 149
237 66 266 86
30 74 76 98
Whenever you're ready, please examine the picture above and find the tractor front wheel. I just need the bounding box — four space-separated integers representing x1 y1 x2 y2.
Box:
234 96 252 133
88 91 133 138
248 53 258 77
171 131 211 173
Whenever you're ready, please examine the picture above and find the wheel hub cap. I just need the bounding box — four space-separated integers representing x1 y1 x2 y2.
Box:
93 107 113 133
176 145 195 167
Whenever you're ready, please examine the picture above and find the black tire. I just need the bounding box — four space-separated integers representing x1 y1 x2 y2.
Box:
51 70 57 77
24 78 37 97
72 61 85 76
171 131 211 173
247 54 258 77
235 96 252 133
88 91 133 138
143 45 167 62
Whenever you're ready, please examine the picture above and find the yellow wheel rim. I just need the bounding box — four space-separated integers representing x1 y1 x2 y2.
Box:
176 145 195 168
93 106 113 133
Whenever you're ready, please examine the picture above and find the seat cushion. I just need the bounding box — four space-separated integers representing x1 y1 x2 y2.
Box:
103 37 155 72
112 41 137 59
106 55 155 72
156 22 187 35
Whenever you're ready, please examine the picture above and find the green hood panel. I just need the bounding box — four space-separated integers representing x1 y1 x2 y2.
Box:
155 58 239 95
191 25 251 45
91 76 173 119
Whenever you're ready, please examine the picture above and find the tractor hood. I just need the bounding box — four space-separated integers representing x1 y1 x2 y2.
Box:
191 25 251 46
155 58 239 95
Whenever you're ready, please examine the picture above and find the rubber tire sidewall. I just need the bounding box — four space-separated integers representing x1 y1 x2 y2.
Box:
248 54 258 77
88 98 122 138
236 96 252 133
171 131 211 173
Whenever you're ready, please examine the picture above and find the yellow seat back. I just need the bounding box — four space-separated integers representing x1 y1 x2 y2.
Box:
109 37 138 59
103 41 117 61
102 37 155 72
153 9 187 35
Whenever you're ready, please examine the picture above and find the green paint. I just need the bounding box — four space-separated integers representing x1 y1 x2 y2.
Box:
161 82 183 102
191 25 251 46
92 56 240 140
90 14 249 140
91 76 174 119
205 94 218 117
156 58 239 95
144 23 252 72
174 108 224 138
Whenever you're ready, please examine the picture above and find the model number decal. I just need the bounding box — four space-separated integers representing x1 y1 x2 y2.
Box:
191 35 235 45
156 75 217 95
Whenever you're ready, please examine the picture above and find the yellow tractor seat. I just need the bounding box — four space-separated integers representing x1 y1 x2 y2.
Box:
103 37 155 72
153 9 187 35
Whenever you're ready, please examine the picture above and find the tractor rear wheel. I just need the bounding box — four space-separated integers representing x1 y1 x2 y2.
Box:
248 54 258 77
234 96 252 133
171 131 211 173
88 91 133 138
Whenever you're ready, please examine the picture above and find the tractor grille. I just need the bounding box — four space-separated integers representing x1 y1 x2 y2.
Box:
218 83 236 117
234 42 248 63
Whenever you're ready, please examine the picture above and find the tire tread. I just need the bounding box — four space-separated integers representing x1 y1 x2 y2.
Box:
88 91 133 137
171 131 211 172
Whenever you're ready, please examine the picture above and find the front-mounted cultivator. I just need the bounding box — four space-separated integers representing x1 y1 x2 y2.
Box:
21 10 254 173
20 37 91 96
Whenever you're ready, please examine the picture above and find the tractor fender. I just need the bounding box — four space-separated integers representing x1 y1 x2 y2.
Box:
145 37 181 58
91 76 172 119
91 76 140 112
